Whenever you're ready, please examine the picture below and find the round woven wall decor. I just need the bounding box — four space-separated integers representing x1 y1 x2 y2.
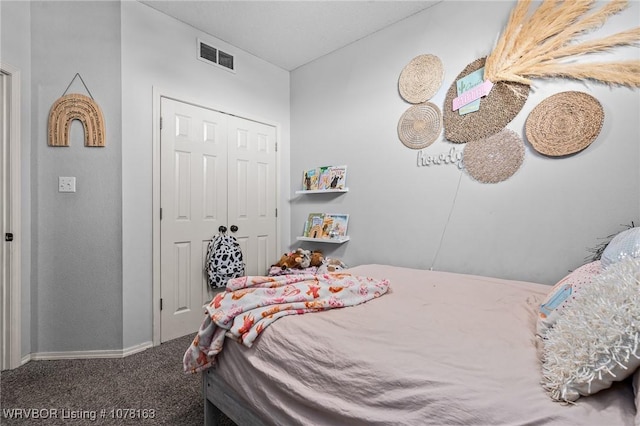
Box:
398 102 442 149
463 128 525 184
525 91 604 157
443 57 529 143
48 93 106 147
398 54 444 104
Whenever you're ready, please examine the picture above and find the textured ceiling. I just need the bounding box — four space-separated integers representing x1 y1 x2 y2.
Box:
139 1 441 71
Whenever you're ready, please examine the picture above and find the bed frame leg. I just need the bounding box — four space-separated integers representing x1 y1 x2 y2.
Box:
203 372 224 426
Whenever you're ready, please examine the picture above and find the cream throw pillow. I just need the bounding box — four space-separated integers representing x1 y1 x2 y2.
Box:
537 261 601 336
540 257 640 402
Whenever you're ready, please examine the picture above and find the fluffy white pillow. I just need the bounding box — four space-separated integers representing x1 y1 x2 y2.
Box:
537 261 601 336
540 257 640 402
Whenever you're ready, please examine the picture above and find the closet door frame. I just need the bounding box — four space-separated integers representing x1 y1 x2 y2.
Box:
1 62 22 370
151 87 282 346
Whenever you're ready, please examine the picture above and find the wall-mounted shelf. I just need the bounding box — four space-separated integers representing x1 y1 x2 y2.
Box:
298 166 350 245
296 236 350 244
295 188 349 194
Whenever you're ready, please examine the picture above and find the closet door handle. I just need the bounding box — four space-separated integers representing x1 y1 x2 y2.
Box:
230 225 238 233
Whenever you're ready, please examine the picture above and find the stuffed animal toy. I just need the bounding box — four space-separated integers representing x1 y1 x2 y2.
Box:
273 253 294 269
273 248 311 270
309 250 324 267
295 249 311 269
317 258 347 274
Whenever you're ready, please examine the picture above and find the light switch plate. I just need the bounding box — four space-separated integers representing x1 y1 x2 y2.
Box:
58 176 76 193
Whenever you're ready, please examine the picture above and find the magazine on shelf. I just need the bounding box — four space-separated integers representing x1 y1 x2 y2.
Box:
304 213 325 238
302 168 318 191
328 165 347 190
316 166 332 190
323 214 349 239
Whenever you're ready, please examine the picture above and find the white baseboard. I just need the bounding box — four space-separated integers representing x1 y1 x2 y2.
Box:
22 341 154 363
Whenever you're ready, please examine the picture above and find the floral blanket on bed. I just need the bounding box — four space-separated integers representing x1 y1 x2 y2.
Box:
183 273 390 373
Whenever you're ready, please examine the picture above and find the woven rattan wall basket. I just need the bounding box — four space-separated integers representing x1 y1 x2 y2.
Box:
397 102 442 149
464 129 525 183
443 57 529 143
48 93 106 147
525 91 604 157
398 54 444 104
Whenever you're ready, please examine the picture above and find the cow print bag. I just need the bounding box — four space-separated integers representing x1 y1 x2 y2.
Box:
205 229 245 289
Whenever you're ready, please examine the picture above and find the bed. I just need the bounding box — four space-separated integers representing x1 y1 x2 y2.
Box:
185 263 639 426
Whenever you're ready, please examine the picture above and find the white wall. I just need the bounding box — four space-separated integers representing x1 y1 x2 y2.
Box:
2 0 123 358
291 1 640 285
29 1 123 352
121 2 291 347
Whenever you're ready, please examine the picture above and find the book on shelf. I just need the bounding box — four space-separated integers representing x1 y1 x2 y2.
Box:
303 213 349 240
302 168 318 191
304 213 325 239
316 166 332 190
323 214 349 239
300 165 348 192
328 165 347 190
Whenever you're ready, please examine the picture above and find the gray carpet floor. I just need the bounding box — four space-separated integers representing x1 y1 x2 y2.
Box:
0 334 235 425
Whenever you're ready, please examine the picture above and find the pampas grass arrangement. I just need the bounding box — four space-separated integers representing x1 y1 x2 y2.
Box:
484 0 640 87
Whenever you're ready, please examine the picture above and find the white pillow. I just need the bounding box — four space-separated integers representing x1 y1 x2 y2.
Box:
602 227 640 269
540 257 640 402
537 261 601 336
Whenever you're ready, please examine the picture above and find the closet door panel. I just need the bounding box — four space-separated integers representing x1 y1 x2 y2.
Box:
228 117 277 277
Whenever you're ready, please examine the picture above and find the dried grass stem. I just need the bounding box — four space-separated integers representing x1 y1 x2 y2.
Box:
485 0 640 87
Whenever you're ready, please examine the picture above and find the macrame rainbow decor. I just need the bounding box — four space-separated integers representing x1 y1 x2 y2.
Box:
48 93 106 147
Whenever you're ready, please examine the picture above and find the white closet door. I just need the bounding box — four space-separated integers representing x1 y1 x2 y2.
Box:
227 116 277 277
159 98 278 342
160 98 227 342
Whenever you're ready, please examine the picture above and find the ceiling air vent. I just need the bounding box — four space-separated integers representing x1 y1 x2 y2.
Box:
218 51 234 71
197 39 235 73
199 43 217 64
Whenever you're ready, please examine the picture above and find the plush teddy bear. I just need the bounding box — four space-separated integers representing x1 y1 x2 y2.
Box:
273 253 294 269
309 250 324 267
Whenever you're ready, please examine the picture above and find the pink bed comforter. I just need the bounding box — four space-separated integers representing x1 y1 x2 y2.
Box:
183 273 390 373
204 264 637 425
